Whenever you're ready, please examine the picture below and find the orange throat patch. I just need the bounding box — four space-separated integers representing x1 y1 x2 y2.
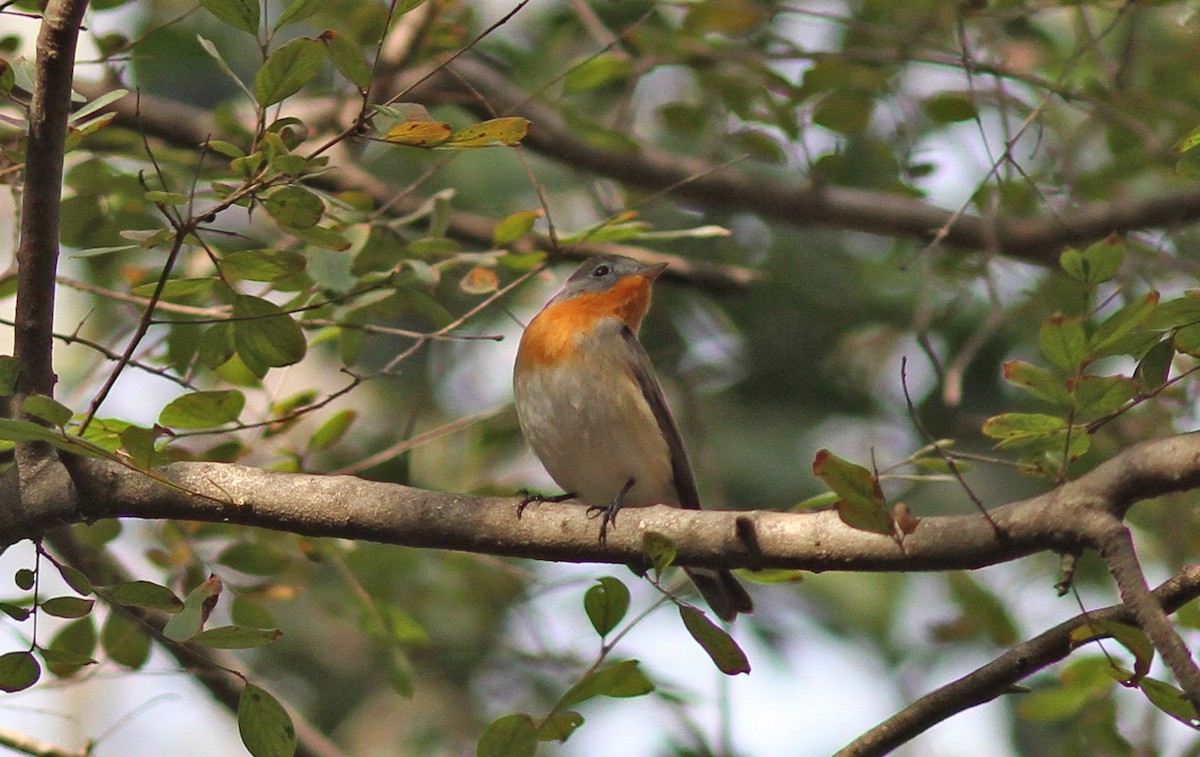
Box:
517 275 652 368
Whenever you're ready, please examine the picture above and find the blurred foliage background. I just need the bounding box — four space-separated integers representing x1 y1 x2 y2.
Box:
6 0 1200 754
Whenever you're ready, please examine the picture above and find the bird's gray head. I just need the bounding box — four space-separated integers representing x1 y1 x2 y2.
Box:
552 255 668 303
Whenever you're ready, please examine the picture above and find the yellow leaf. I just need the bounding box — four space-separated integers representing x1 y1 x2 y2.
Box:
441 117 530 149
384 120 452 147
460 266 499 295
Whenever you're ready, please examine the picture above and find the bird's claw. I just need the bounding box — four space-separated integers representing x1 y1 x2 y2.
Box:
516 489 576 519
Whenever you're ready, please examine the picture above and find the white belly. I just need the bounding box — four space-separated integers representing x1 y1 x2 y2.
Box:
514 351 677 508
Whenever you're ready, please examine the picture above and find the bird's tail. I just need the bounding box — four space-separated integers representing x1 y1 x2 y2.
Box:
685 567 753 622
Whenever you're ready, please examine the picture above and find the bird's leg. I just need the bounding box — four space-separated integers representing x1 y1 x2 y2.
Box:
517 489 576 518
588 477 635 544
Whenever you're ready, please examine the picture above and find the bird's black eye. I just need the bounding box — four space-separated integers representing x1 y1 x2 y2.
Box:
592 264 611 278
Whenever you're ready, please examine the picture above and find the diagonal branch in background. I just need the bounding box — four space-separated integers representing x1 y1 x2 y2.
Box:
46 529 349 757
69 82 760 295
404 56 1200 265
837 564 1200 757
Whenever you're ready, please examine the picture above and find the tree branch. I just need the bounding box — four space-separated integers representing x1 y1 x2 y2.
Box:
68 81 760 295
14 0 90 409
1094 525 1200 702
0 432 1187 574
0 724 89 757
46 528 349 757
837 564 1200 757
406 57 1200 265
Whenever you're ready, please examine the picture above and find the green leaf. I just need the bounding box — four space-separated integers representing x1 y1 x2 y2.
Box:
199 322 236 369
40 596 95 619
100 580 184 611
642 532 677 577
584 577 630 637
101 610 151 669
1069 375 1138 417
922 92 977 123
319 31 372 89
813 91 874 135
262 186 324 229
946 572 1018 647
0 355 19 395
22 394 73 427
159 390 245 429
144 190 190 206
1060 237 1126 285
441 118 530 149
233 295 308 370
120 425 165 468
15 568 34 591
163 576 222 641
365 602 429 646
192 625 283 649
1176 123 1200 154
1135 339 1174 391
43 616 97 677
385 646 415 698
239 684 298 757
1039 315 1089 372
679 606 751 675
812 449 892 535
232 596 278 629
558 660 655 708
1174 323 1200 356
1145 293 1200 329
217 542 289 576
1070 620 1154 681
537 711 583 742
980 412 1066 440
307 409 355 451
0 651 40 692
50 561 92 596
130 277 216 301
1002 360 1071 405
563 53 631 93
1140 677 1199 726
199 0 259 34
477 714 536 757
0 602 31 621
254 37 324 106
492 209 542 247
273 0 323 29
1089 291 1160 357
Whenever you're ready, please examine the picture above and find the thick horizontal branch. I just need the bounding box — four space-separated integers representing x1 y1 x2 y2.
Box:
1 432 1197 573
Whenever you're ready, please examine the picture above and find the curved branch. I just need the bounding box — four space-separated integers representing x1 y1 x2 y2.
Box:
407 57 1200 265
837 564 1200 757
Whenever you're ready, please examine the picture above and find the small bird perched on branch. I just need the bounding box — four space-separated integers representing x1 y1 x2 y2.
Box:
513 254 753 622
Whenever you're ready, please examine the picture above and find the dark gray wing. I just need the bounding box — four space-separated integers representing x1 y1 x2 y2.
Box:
620 325 701 510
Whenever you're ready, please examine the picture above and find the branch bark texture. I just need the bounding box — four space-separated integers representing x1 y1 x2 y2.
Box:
14 0 90 408
0 432 1193 573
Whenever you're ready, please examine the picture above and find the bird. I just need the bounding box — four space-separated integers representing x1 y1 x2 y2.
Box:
513 254 753 622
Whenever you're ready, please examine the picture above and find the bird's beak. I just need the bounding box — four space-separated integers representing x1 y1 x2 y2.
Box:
640 262 669 280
